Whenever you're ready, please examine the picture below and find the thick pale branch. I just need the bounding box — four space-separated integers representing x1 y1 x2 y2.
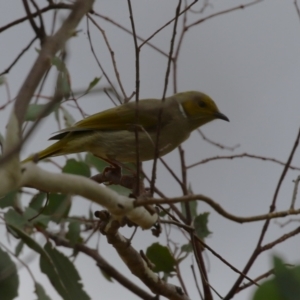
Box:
18 163 157 229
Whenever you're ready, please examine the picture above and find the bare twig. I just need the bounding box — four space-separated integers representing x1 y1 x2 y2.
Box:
187 153 300 170
294 0 300 21
187 0 264 29
0 3 72 34
127 0 141 196
224 128 300 300
150 0 182 195
290 175 300 209
92 12 168 57
197 129 240 151
136 194 300 224
86 17 122 104
0 36 38 76
87 15 127 100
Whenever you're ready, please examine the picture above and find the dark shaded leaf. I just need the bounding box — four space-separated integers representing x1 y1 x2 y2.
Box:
181 243 193 253
252 279 281 300
66 221 81 246
273 257 300 300
108 185 131 196
35 282 52 300
194 212 212 240
0 191 18 208
84 77 101 94
41 243 90 300
25 104 58 121
42 194 71 223
0 248 19 300
15 241 24 257
85 153 108 173
63 159 91 177
146 242 175 273
29 192 47 211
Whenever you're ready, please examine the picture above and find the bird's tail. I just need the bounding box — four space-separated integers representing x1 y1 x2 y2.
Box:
21 140 64 163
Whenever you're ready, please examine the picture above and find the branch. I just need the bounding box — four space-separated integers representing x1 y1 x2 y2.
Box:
0 0 94 194
136 194 300 223
187 152 300 170
104 219 190 300
18 163 157 229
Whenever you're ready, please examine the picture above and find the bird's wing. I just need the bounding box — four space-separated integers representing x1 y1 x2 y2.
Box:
50 100 167 140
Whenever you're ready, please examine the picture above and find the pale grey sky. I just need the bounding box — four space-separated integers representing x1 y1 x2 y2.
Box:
1 1 300 299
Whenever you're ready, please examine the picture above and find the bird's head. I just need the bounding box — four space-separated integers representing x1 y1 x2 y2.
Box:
174 91 229 130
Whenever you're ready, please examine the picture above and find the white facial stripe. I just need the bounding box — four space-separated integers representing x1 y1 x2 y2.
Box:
177 101 188 119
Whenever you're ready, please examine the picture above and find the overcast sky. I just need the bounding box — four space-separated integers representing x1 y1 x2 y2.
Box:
1 1 300 299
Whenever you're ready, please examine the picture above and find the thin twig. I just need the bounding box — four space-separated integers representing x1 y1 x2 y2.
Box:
0 36 38 76
197 129 240 151
187 153 300 170
136 194 300 224
127 0 141 196
150 0 182 195
87 15 127 100
93 12 169 58
224 128 300 300
86 17 122 104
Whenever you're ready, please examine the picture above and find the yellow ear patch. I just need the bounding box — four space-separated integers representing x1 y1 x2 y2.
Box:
181 99 204 117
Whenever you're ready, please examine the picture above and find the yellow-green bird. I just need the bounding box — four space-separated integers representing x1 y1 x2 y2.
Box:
22 91 229 164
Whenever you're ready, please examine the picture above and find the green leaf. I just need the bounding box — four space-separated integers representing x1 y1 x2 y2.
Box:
146 242 175 273
181 243 193 253
252 257 300 300
181 200 197 220
25 103 58 122
15 241 24 257
42 194 71 223
85 153 108 172
57 71 71 100
4 219 50 262
273 257 300 300
0 190 18 208
34 282 52 300
4 217 67 300
194 212 212 240
84 77 101 94
66 221 81 246
51 56 67 72
29 192 47 211
99 269 113 282
4 209 30 230
24 207 51 228
60 106 75 128
252 279 281 300
41 243 90 300
0 248 19 300
108 185 131 196
63 159 91 177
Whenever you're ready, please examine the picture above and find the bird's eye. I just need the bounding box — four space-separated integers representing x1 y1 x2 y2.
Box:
198 101 206 108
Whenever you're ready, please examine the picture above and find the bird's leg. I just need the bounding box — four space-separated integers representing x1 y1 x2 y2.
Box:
92 156 142 195
95 156 122 181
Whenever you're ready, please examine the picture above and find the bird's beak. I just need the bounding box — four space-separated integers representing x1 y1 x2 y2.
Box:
214 111 229 122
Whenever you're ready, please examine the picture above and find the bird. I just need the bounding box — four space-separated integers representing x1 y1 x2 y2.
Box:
22 91 229 164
